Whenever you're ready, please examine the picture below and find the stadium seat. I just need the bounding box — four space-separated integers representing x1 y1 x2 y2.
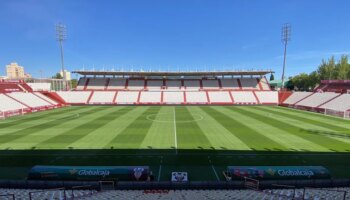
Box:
139 91 162 103
163 91 184 104
231 91 257 104
186 91 208 103
255 91 278 104
320 94 350 111
202 79 220 90
208 91 233 103
108 78 127 90
295 92 339 108
89 91 117 104
116 91 139 104
56 91 92 104
0 93 28 112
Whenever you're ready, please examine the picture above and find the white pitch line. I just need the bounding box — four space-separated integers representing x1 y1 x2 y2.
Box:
173 107 178 154
211 165 220 181
158 165 162 181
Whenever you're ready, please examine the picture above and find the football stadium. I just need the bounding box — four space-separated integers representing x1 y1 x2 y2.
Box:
1 1 350 199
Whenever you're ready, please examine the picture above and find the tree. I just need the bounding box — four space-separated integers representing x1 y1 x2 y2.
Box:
335 55 350 80
291 73 310 91
71 79 78 89
289 55 349 91
269 73 275 81
52 73 63 79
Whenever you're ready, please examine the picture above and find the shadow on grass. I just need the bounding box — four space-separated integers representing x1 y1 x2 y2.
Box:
0 149 350 179
301 128 350 139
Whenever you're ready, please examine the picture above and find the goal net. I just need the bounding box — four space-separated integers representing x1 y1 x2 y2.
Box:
324 109 350 119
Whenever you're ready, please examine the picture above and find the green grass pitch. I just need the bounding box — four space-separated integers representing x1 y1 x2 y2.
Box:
0 105 350 181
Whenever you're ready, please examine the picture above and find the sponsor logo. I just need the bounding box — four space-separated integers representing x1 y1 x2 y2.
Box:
73 169 111 177
266 168 276 176
133 168 144 180
277 169 314 177
69 169 78 175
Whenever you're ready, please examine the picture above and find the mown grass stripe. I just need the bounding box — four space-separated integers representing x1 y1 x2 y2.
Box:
70 107 138 149
176 107 212 149
139 106 176 149
37 107 128 148
187 106 251 150
199 106 286 151
255 106 350 145
275 106 350 127
0 107 101 147
0 106 83 129
236 106 350 152
258 106 350 132
107 107 162 148
215 106 327 151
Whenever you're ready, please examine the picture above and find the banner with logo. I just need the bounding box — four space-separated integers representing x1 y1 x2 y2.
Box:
227 166 330 180
28 165 150 181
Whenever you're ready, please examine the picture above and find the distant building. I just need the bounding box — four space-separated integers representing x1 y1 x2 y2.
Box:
60 70 71 80
6 62 31 79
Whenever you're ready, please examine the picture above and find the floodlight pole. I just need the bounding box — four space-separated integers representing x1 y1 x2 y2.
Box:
281 23 291 89
56 23 67 90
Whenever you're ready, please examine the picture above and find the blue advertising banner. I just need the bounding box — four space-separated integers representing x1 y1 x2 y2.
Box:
227 166 330 180
28 165 150 181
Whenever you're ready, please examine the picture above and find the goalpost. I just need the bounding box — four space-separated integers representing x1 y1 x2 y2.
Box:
324 109 350 119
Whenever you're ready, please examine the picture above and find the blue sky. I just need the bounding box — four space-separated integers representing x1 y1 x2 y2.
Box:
0 0 350 79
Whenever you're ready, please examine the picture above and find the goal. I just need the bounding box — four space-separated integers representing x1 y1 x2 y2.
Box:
324 109 350 119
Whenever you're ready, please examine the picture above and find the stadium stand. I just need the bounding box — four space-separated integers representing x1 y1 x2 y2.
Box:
86 78 107 90
116 91 139 104
166 80 182 91
231 91 258 104
320 93 350 111
282 92 313 105
184 80 201 90
259 77 271 90
139 91 162 103
75 187 350 200
33 92 59 105
221 78 240 90
0 80 33 93
295 92 340 108
75 76 271 92
255 91 279 104
56 91 92 104
27 82 51 91
0 188 96 200
185 91 208 104
0 93 28 112
208 91 233 103
108 78 126 90
146 80 163 91
163 91 184 104
239 78 260 90
128 79 145 90
76 77 88 90
202 79 220 90
89 91 116 104
315 80 350 93
67 73 277 105
7 92 55 108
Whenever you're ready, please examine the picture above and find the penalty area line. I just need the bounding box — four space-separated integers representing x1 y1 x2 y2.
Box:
211 165 220 181
158 165 162 181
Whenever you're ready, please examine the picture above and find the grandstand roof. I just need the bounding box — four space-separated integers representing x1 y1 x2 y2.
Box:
72 70 273 77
